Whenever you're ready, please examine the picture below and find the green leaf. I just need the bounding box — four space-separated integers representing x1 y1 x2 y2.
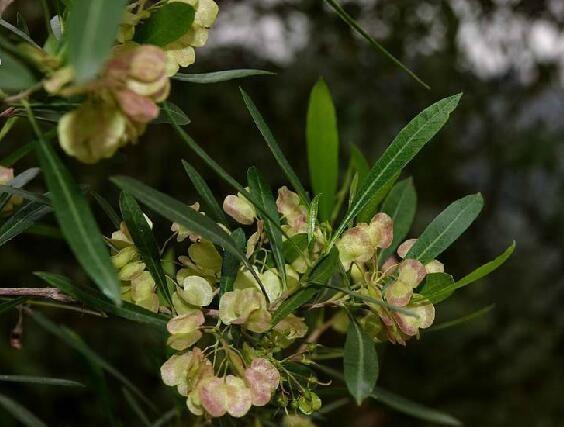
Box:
344 319 379 405
349 144 369 184
32 112 121 305
419 242 515 304
455 242 516 288
282 233 309 263
308 194 320 244
219 228 246 295
406 194 484 263
0 297 26 315
0 18 39 48
111 176 257 280
150 409 177 427
0 186 50 205
91 191 121 229
123 388 152 427
120 192 174 308
24 224 63 240
0 201 52 247
306 78 339 221
67 0 128 83
30 311 157 412
331 94 462 246
427 304 495 334
0 393 47 427
307 247 340 285
0 116 18 143
173 69 275 84
247 167 286 284
371 387 461 426
380 177 417 261
356 171 400 223
240 88 309 203
182 160 227 224
154 102 190 125
324 0 430 90
164 103 297 241
419 272 455 304
134 3 195 46
34 272 168 328
0 167 41 211
271 287 318 326
0 45 37 91
312 282 414 315
0 375 84 387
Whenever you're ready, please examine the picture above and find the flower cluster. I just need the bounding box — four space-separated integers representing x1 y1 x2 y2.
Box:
10 0 218 164
110 219 160 312
119 0 219 76
105 182 445 421
55 45 170 163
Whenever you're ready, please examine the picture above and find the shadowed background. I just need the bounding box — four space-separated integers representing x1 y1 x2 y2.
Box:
1 0 563 425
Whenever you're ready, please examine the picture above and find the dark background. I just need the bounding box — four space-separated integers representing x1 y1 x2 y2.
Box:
1 0 564 425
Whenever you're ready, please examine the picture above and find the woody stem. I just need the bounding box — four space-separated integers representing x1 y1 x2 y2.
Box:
0 288 75 302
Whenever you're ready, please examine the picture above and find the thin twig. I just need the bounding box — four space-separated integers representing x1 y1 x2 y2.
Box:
0 288 75 302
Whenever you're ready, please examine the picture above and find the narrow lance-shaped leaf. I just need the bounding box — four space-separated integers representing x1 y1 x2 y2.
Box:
0 393 47 427
282 233 309 263
134 2 195 46
219 228 246 295
306 78 339 221
111 176 262 285
419 242 515 304
427 304 495 334
173 69 275 84
308 194 321 244
344 319 379 405
0 18 40 48
271 287 318 327
164 103 308 259
154 102 190 126
67 0 128 83
34 272 168 327
380 178 417 261
1 128 58 168
0 45 37 92
271 248 339 325
406 193 484 264
182 160 227 224
349 144 369 184
91 191 121 229
330 93 462 247
30 311 157 412
370 386 461 426
0 186 50 205
247 167 286 285
0 201 52 247
0 116 18 143
123 388 152 427
28 106 121 305
455 241 516 288
419 272 455 304
0 167 41 211
324 0 430 90
0 297 26 315
0 375 85 387
120 192 174 308
356 171 400 223
240 88 309 203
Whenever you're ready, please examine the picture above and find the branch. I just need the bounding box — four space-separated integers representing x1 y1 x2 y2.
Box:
0 288 75 302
